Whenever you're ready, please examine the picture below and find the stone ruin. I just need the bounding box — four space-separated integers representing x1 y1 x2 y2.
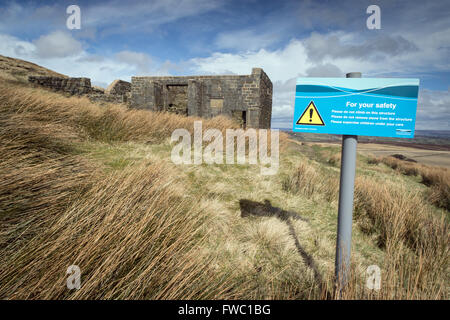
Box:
28 68 273 129
105 80 131 96
130 68 272 129
28 76 131 104
28 76 92 95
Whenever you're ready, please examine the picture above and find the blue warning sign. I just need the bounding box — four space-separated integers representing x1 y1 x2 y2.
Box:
292 78 420 138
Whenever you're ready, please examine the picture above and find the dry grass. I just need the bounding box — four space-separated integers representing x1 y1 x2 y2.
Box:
0 162 239 299
281 153 449 299
0 81 237 143
327 153 341 167
0 54 67 82
420 167 450 211
0 80 289 299
0 80 288 148
353 177 449 299
380 156 419 176
0 105 96 256
0 80 232 298
368 155 450 211
282 161 339 202
0 77 447 300
367 156 381 165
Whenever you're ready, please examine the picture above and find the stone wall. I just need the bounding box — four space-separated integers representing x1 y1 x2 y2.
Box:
105 79 131 96
88 92 129 104
257 69 273 129
28 76 132 104
28 70 273 129
28 76 92 95
130 68 272 129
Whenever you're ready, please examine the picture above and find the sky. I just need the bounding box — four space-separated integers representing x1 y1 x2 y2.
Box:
0 0 448 130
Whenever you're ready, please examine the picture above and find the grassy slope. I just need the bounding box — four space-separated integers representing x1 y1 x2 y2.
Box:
0 78 448 299
0 55 67 83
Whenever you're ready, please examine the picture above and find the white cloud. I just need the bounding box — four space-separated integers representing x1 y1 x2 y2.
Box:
83 0 222 35
0 34 35 59
304 32 418 63
305 63 343 77
189 40 314 128
190 39 312 82
0 0 223 37
0 32 169 85
215 30 280 51
416 89 450 130
115 51 153 74
33 31 83 58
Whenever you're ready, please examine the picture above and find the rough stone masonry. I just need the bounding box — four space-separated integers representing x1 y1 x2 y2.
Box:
28 68 273 129
130 68 273 129
28 76 92 95
28 75 131 103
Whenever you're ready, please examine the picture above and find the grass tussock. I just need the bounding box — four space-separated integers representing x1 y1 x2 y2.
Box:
327 153 341 167
0 163 236 299
380 156 419 176
368 155 450 211
0 82 237 143
0 80 241 298
281 152 449 299
282 161 339 202
0 81 229 299
0 80 289 299
420 167 450 211
367 156 381 165
353 177 449 299
0 81 288 147
0 111 96 254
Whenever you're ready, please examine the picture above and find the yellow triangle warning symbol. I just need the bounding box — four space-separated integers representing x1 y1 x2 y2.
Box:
296 101 325 126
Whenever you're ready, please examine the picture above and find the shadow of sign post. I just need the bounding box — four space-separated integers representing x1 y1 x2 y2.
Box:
239 199 331 298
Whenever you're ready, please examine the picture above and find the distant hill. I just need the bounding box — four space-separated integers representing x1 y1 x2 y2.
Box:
0 54 67 82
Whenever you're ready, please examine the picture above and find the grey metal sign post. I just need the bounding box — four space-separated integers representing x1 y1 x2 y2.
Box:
334 72 361 292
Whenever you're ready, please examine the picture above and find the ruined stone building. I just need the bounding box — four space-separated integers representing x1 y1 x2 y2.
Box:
28 68 273 129
130 68 272 129
28 76 92 95
28 76 131 103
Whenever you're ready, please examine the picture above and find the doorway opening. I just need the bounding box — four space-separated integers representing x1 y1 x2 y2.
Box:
167 85 188 115
232 110 247 129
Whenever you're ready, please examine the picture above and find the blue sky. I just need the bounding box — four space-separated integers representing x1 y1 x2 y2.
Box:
0 0 448 130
